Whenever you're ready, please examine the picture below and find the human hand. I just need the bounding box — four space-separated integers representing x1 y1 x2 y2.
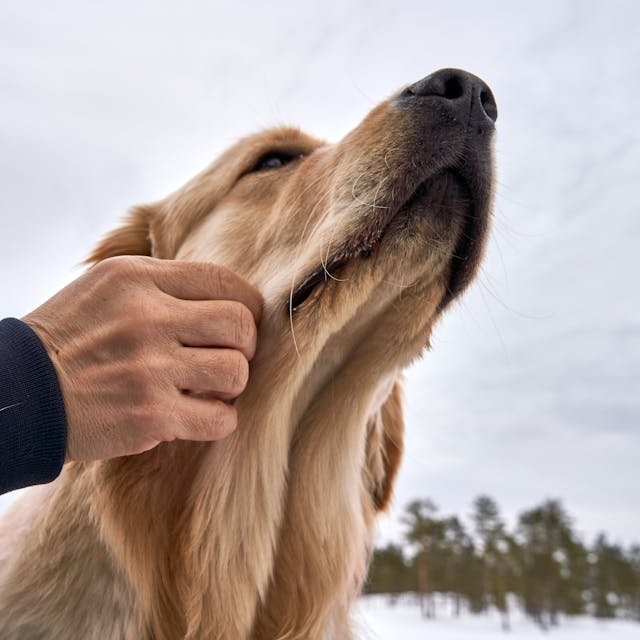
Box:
23 256 262 461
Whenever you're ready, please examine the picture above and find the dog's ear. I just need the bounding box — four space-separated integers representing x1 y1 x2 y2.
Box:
86 204 157 263
364 381 404 512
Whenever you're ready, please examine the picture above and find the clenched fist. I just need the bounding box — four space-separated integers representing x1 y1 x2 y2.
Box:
23 256 262 462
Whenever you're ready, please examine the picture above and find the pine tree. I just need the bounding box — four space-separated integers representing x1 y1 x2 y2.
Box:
628 545 640 620
516 499 583 628
590 533 639 619
365 544 413 600
440 515 474 617
470 495 512 629
402 499 445 618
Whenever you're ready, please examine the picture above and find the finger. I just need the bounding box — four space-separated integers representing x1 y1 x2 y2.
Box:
172 396 238 442
171 300 257 360
176 348 250 400
148 259 262 324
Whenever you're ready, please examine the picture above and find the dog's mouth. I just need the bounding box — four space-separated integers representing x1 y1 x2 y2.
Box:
290 168 484 312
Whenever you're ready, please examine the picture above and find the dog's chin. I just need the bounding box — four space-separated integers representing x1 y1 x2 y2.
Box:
397 169 481 308
399 169 471 225
289 169 481 312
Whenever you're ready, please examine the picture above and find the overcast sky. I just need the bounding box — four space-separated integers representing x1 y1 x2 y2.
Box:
1 0 638 546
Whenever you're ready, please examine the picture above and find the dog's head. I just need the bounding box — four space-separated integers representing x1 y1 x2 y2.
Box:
86 68 496 638
91 68 496 507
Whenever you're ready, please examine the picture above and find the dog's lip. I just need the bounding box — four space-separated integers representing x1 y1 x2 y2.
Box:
289 168 480 312
290 258 346 311
437 170 480 307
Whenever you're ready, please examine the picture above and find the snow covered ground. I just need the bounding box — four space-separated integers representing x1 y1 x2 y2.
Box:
355 596 640 639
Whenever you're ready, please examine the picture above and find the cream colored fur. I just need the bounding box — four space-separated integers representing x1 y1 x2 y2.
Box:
0 84 494 639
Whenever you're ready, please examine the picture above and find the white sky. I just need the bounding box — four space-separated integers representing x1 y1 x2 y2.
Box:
1 0 638 546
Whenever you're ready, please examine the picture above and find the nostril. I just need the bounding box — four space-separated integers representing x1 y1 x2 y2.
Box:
404 70 467 100
443 76 464 100
402 68 498 125
480 89 498 122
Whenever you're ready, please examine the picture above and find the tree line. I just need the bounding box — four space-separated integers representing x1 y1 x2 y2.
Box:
364 496 640 630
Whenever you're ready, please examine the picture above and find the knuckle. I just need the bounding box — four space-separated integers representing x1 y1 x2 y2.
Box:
230 302 256 349
186 401 232 440
210 264 233 295
120 312 153 350
147 301 175 334
96 255 145 281
90 258 118 286
132 399 162 435
126 363 160 405
145 391 181 440
223 350 249 395
120 299 170 350
208 402 236 438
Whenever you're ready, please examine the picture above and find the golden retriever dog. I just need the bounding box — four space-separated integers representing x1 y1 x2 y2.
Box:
0 68 496 639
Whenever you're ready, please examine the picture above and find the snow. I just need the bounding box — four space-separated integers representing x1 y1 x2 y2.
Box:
355 596 640 639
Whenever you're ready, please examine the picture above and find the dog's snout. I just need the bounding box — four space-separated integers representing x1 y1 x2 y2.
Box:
402 68 498 124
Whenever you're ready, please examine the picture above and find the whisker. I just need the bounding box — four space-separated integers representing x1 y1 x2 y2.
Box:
476 279 509 361
351 172 391 210
288 279 301 357
476 268 551 320
371 174 388 212
380 275 416 290
320 211 349 283
288 185 337 354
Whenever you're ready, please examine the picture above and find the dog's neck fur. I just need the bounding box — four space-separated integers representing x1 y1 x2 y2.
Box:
0 309 399 640
167 312 400 639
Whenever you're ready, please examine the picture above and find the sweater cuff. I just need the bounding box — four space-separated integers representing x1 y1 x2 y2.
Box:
0 317 67 494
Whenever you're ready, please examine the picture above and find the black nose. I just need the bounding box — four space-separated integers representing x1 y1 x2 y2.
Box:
402 68 498 123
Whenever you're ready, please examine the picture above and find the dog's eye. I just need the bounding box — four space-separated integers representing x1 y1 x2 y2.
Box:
252 152 298 172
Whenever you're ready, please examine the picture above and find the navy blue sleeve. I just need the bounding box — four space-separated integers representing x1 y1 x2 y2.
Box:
0 318 67 495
